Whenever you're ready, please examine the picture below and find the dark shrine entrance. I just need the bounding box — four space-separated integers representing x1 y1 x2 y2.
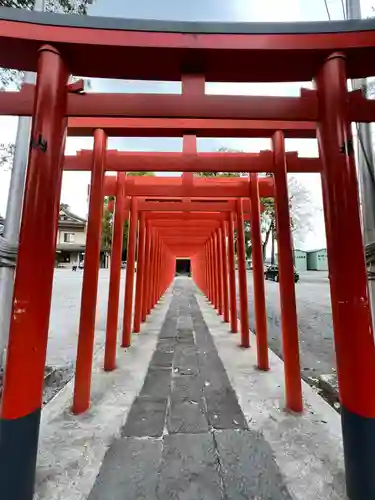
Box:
175 258 191 276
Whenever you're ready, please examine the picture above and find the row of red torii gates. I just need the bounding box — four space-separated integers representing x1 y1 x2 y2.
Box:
1 7 375 500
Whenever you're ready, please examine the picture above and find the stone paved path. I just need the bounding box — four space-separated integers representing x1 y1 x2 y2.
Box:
88 278 293 500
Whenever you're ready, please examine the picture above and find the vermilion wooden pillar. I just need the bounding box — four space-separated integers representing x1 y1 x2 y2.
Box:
249 173 269 371
147 229 155 314
217 228 224 316
73 128 107 415
0 45 69 500
156 239 162 301
153 236 160 306
122 197 138 347
227 213 238 333
204 242 211 300
104 172 126 371
159 242 164 299
220 221 230 323
133 211 146 333
142 220 151 321
207 240 213 303
236 199 250 347
212 234 219 310
317 53 375 499
272 131 302 413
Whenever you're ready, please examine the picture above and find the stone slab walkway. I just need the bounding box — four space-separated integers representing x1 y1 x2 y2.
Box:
88 279 293 500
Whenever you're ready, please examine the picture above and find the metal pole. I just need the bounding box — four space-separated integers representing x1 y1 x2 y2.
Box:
0 0 46 369
346 0 375 330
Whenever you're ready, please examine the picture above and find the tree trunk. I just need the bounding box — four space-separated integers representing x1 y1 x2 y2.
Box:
262 221 273 261
271 225 276 265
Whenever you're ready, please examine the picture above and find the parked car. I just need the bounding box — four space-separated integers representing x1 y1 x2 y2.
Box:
264 264 299 283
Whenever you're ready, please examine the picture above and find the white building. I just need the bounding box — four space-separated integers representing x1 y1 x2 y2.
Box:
56 207 86 268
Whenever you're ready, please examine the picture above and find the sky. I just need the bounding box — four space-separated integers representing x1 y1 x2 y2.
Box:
1 0 374 250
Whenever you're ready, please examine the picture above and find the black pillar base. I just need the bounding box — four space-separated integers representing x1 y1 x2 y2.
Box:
0 408 41 500
342 405 375 500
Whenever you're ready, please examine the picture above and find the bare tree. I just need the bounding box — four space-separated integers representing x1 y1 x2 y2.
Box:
197 149 315 261
261 175 314 263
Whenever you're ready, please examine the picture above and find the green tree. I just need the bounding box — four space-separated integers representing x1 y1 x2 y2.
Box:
101 172 155 255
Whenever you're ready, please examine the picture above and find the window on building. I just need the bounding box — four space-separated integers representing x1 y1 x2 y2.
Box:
64 233 75 243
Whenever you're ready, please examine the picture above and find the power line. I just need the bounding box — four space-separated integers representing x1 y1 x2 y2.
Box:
324 0 347 21
323 0 331 20
341 0 346 19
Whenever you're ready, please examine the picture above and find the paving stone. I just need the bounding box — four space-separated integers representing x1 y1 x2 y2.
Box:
177 322 193 334
205 388 248 430
156 338 177 353
159 316 177 339
167 397 209 434
171 374 204 400
174 345 199 368
121 397 167 438
88 437 161 500
175 334 195 346
150 350 174 369
159 326 177 339
140 367 172 398
157 433 224 500
200 361 231 392
214 429 293 500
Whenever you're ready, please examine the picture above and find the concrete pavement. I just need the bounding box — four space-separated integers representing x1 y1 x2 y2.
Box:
244 270 335 383
47 268 126 367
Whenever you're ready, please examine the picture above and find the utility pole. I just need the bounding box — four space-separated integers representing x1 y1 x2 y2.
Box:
0 0 46 368
346 0 375 329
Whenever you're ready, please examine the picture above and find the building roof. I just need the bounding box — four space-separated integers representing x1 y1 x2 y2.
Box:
56 243 86 252
307 248 327 254
58 207 86 228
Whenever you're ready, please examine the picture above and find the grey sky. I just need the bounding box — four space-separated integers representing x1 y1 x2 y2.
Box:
1 0 374 249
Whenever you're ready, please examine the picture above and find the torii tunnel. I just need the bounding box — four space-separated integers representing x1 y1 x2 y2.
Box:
1 6 375 500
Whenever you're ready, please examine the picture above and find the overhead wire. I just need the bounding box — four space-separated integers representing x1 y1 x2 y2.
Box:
340 0 346 19
323 0 331 20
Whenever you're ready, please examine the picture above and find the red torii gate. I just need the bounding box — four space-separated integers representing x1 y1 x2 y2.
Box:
0 7 374 500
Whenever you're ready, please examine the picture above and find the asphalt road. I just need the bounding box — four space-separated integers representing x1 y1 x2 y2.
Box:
244 271 335 383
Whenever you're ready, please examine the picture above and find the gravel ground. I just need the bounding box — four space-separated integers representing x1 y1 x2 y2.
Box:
47 268 126 368
243 271 336 386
